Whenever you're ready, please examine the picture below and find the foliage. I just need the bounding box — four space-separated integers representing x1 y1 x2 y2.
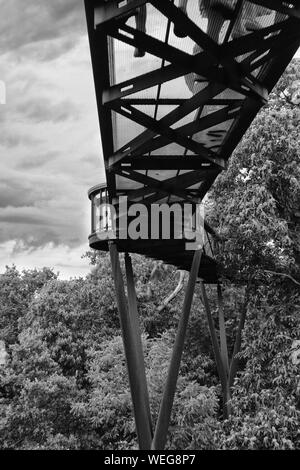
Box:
0 266 56 345
216 284 300 450
0 61 299 450
72 333 218 450
209 61 300 283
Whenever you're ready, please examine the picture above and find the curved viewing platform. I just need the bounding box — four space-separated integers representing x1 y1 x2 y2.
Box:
88 184 219 283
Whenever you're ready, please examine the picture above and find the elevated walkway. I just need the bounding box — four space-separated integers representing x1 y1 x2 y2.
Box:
84 0 300 451
85 0 300 280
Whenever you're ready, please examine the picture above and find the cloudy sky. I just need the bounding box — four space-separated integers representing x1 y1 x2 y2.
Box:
0 0 106 278
0 1 299 279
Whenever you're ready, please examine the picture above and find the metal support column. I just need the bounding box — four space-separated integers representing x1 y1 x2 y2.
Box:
152 249 203 450
217 284 231 417
217 284 229 376
200 281 231 418
109 242 153 449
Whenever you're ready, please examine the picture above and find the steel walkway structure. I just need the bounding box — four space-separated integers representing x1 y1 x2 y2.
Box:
84 0 300 450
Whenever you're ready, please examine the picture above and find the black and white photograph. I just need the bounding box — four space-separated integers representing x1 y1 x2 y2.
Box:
0 0 299 454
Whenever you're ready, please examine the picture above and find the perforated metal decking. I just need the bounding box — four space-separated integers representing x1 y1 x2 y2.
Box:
84 0 300 450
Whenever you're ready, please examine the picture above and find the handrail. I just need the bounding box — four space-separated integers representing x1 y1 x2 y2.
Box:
88 184 218 259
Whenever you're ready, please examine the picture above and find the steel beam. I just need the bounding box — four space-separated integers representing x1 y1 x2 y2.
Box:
124 252 153 440
107 24 214 75
109 243 153 449
94 0 148 27
121 105 238 161
199 281 230 417
84 0 116 200
107 81 226 166
115 168 207 204
249 0 300 19
121 98 243 106
221 19 289 58
152 249 203 450
109 101 222 166
102 61 188 105
107 22 266 101
121 155 220 171
150 0 265 93
217 284 229 375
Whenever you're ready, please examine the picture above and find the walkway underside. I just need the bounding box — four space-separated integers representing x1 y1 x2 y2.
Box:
85 0 300 216
89 236 219 283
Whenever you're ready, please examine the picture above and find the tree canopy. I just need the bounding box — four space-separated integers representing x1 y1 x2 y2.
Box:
0 60 299 450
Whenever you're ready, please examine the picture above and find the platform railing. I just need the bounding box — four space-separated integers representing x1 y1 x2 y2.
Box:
88 184 217 258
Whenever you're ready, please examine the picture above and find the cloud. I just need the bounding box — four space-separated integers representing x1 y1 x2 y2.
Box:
16 97 79 123
0 240 91 279
0 206 53 225
0 5 103 271
0 0 86 59
0 163 92 248
22 37 79 62
17 151 59 170
0 132 43 148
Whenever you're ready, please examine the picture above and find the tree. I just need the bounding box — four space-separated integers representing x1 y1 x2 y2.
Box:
216 283 300 450
72 333 219 450
0 266 57 346
209 62 300 284
0 62 299 448
206 60 300 447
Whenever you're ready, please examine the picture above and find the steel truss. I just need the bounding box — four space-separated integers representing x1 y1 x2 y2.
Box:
85 0 300 450
85 0 300 206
